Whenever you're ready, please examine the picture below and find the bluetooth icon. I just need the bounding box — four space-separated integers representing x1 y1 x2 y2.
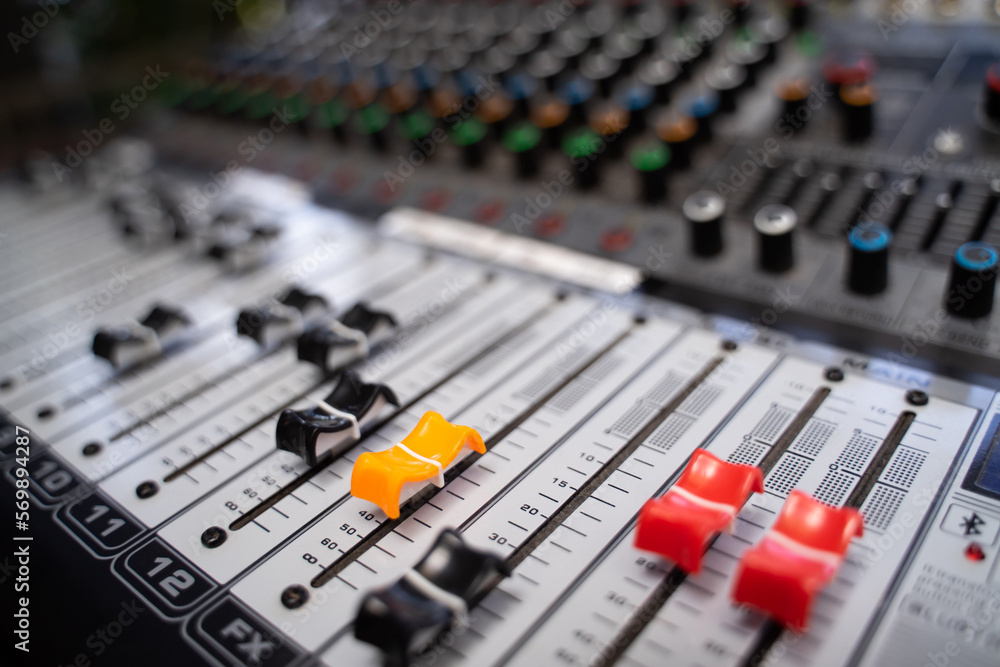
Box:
961 512 986 536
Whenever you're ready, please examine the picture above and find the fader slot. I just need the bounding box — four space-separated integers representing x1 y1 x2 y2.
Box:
616 373 975 667
51 246 460 480
153 286 611 583
34 239 425 442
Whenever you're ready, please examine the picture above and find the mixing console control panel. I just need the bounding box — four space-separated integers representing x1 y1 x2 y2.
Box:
4 1 1000 666
137 0 1000 381
2 156 999 667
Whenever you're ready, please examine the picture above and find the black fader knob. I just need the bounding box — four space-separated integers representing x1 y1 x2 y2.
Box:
93 304 191 369
945 242 999 319
275 370 398 465
354 529 507 666
754 204 797 272
297 303 397 373
683 190 725 257
846 222 892 295
236 286 329 349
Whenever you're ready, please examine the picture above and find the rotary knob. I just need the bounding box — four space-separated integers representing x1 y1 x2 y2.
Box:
683 191 725 257
846 223 891 295
945 242 998 319
754 204 797 272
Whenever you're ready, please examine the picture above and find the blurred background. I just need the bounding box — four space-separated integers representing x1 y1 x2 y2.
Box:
0 0 293 170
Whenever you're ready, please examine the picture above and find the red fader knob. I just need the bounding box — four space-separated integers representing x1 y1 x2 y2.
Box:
634 449 764 574
731 490 864 631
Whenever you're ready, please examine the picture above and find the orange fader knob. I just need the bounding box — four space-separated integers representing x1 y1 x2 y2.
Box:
350 412 485 519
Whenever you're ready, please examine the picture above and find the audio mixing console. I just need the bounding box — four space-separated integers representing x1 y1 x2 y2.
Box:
3 1 1000 667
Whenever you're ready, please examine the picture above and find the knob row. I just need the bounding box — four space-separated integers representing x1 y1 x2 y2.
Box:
681 192 998 317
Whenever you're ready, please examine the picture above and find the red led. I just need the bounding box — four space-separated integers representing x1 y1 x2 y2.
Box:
965 542 986 562
634 449 764 574
988 64 1000 94
599 228 635 253
475 200 506 225
420 189 452 213
534 214 567 239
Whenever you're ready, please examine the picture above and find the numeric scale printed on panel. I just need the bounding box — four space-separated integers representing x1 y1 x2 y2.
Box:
2 1 1000 667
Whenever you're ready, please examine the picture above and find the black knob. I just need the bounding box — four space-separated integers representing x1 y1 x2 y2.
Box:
683 191 725 257
623 5 667 54
478 44 517 84
556 74 596 126
503 121 543 179
775 77 811 127
613 80 655 134
530 93 571 150
450 118 489 168
527 49 567 92
726 0 752 25
352 103 391 153
749 15 790 63
580 51 622 98
725 37 768 87
985 62 1000 123
654 110 698 169
604 32 643 74
630 140 671 204
786 0 813 30
945 242 999 319
550 28 588 68
588 101 630 158
823 50 876 99
638 57 679 105
475 92 514 141
685 91 720 143
503 71 539 119
840 83 877 143
705 63 747 113
562 128 602 191
670 0 694 25
499 26 540 65
846 222 891 295
754 204 797 272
